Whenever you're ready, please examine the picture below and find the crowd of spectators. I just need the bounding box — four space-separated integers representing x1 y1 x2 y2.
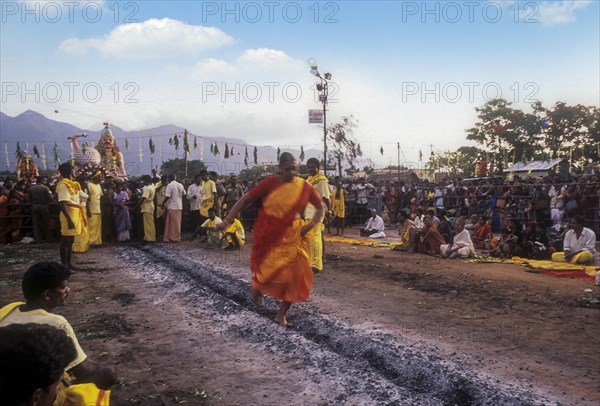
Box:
1 172 599 259
0 172 259 246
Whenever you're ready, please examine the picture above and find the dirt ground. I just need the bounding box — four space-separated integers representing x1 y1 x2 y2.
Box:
1 231 599 405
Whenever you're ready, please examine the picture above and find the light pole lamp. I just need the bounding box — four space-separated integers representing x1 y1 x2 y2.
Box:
308 58 331 177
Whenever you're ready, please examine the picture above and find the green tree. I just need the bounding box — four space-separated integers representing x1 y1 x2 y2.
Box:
466 98 538 163
533 101 599 168
160 159 206 182
327 115 361 178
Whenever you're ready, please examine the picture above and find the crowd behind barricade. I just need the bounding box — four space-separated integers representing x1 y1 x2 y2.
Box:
0 171 258 249
327 173 599 263
1 171 599 260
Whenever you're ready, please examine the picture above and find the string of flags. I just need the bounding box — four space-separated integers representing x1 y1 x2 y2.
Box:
2 129 324 172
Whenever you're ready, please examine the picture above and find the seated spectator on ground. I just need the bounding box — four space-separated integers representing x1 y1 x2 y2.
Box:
441 220 475 259
412 207 425 232
0 261 117 391
551 215 597 264
472 216 492 250
426 209 440 226
200 208 223 248
0 323 77 406
490 227 518 258
418 215 446 256
391 210 417 252
464 214 479 236
360 208 386 238
222 215 245 250
437 210 454 244
522 221 550 260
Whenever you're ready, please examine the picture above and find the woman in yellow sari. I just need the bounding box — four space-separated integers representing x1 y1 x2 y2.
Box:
218 153 325 327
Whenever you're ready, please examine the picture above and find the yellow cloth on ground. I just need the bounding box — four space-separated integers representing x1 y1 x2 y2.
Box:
510 256 598 276
325 235 392 248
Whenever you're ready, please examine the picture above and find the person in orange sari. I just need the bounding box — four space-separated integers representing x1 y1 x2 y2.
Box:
472 216 492 249
218 153 325 327
418 215 446 256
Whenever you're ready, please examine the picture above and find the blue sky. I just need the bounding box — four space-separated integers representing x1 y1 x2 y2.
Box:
1 0 598 167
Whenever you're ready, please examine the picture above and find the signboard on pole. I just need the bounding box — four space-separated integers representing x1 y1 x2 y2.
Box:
308 109 323 124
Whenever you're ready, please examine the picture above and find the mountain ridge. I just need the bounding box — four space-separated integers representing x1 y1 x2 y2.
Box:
0 110 322 176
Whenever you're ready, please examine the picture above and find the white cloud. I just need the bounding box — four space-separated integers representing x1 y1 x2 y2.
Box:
237 48 296 68
190 48 304 78
193 58 238 76
538 1 592 26
59 18 236 58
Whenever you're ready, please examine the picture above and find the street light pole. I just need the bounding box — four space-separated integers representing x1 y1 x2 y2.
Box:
308 58 331 177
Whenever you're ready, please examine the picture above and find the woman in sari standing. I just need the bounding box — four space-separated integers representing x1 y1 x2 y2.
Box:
114 182 131 242
217 153 325 327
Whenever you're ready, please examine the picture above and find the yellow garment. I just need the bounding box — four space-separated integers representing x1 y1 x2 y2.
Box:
305 172 330 221
88 213 102 245
551 251 594 265
143 212 156 242
58 178 81 194
308 222 324 271
224 218 245 247
253 176 314 303
155 183 166 218
331 188 345 218
72 210 89 253
511 256 598 276
87 182 103 214
200 179 216 217
305 172 329 271
57 179 83 237
202 216 223 245
0 302 87 371
141 184 155 214
64 382 110 406
325 235 392 248
389 227 412 250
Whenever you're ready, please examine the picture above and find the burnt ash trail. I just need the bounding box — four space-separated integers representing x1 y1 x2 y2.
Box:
117 244 551 406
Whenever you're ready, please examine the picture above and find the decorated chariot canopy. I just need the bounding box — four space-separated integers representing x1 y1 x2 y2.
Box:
69 122 127 179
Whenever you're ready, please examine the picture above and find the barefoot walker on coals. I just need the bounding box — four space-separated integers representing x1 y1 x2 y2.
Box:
217 153 325 327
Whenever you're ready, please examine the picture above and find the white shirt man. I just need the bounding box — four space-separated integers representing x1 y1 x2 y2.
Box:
552 216 597 264
163 175 186 242
360 209 386 239
165 178 186 210
187 180 203 212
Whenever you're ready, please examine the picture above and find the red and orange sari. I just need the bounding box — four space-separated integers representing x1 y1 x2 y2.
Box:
248 176 322 303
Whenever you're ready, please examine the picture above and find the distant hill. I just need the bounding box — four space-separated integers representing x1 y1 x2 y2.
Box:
0 110 321 177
